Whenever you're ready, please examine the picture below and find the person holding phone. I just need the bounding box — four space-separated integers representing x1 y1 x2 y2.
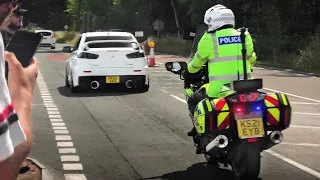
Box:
0 0 39 179
1 3 27 46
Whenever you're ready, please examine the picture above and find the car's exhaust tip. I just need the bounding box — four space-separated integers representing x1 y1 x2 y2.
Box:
90 81 100 90
125 80 134 89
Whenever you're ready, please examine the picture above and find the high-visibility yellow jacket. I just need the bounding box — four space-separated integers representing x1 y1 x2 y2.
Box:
188 28 257 98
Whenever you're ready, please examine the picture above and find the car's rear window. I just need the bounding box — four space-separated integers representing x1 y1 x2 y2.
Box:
85 36 133 42
36 32 52 36
88 42 138 48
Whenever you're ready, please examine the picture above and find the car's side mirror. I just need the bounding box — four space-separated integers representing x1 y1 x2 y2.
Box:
62 46 73 53
165 61 188 74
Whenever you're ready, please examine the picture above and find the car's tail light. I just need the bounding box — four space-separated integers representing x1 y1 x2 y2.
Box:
126 52 145 59
78 52 99 59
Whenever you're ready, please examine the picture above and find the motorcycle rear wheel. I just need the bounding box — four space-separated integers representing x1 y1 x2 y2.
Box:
231 142 261 180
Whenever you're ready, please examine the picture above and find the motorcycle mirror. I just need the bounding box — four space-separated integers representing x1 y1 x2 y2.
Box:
172 62 181 71
165 61 188 74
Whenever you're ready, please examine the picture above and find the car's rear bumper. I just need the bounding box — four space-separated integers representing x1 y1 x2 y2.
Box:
39 43 55 47
76 75 147 89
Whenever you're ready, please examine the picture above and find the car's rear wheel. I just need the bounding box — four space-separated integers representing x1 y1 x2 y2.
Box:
65 68 70 87
137 77 149 93
69 73 79 93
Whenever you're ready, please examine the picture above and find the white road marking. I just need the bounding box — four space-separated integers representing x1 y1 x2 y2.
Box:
170 94 187 103
264 87 320 103
47 108 59 111
61 155 80 162
54 130 69 134
63 163 83 170
281 142 320 147
57 142 73 147
64 174 87 180
165 90 320 177
165 82 183 85
290 125 320 129
266 150 320 178
293 112 320 116
37 71 86 178
49 114 62 118
53 126 67 130
50 119 63 122
56 135 72 141
291 102 319 105
40 90 49 93
44 100 54 104
148 70 168 73
48 111 60 115
45 104 57 108
52 123 66 126
59 148 76 154
161 90 168 93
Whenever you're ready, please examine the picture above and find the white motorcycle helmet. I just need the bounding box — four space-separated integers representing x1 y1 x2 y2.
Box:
204 4 235 32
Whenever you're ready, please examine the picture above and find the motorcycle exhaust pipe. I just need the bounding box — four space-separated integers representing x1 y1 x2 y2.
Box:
90 80 100 90
263 130 284 150
270 130 284 144
125 80 134 89
205 135 229 152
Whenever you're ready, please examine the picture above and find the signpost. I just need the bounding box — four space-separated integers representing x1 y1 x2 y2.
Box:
152 19 164 38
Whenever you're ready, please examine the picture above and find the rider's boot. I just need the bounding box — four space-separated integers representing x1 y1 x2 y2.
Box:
187 127 196 137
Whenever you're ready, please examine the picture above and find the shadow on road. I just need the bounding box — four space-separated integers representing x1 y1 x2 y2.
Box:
36 49 64 54
140 163 235 180
57 86 143 97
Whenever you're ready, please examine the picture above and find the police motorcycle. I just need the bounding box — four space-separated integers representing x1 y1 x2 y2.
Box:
165 28 292 180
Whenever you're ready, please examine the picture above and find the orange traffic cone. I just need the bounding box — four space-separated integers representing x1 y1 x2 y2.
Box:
148 41 157 67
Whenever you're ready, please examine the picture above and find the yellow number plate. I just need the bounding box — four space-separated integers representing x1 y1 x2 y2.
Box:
236 118 265 139
106 76 120 83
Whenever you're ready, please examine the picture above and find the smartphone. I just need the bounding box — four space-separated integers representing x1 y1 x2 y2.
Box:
5 31 43 80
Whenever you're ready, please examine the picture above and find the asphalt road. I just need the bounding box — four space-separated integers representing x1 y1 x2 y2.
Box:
29 44 320 180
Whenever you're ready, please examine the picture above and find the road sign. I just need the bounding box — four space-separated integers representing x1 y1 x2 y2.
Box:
153 19 164 31
135 31 144 37
152 19 164 37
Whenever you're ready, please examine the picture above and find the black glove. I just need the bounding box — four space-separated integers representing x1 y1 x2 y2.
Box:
181 70 191 79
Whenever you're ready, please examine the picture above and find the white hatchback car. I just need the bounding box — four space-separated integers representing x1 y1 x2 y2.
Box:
35 30 56 49
63 31 149 92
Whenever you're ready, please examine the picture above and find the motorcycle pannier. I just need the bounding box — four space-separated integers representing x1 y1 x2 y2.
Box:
193 98 231 135
263 93 292 131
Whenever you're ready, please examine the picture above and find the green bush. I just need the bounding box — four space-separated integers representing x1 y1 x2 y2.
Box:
55 31 79 45
148 35 320 74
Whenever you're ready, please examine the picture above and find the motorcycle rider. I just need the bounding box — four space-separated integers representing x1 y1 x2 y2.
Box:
183 4 257 139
